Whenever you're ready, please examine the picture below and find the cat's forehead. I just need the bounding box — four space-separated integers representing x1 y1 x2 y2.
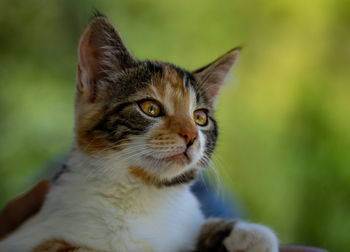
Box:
107 61 207 111
146 64 198 114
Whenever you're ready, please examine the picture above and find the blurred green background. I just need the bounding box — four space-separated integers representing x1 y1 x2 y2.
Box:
0 0 349 251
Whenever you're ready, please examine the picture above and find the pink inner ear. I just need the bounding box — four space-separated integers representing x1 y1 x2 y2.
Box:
77 24 113 98
78 27 99 93
205 66 233 99
206 81 222 100
193 48 240 107
76 17 136 100
78 28 92 92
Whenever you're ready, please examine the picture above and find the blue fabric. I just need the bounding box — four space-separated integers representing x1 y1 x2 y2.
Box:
191 177 243 219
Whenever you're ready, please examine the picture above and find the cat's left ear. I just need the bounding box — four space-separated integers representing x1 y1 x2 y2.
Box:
192 47 240 107
77 16 136 101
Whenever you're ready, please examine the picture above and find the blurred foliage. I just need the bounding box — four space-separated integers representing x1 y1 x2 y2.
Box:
0 0 349 251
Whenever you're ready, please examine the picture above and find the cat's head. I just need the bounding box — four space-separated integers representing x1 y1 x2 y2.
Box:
74 16 240 186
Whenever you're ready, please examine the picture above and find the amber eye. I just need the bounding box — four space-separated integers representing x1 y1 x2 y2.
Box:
139 100 162 117
193 109 208 126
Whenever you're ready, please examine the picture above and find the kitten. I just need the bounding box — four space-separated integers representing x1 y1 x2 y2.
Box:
0 15 278 252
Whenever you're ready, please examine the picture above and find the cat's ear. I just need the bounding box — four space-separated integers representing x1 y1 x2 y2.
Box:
77 16 136 100
192 47 241 107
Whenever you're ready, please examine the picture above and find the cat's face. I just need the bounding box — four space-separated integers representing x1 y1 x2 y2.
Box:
74 16 239 186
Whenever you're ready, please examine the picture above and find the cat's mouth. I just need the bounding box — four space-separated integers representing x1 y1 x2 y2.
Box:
143 151 191 165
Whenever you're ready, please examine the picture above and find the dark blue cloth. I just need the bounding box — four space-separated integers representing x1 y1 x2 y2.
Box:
191 177 243 219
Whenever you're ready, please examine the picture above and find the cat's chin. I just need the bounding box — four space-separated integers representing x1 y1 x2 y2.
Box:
143 152 190 166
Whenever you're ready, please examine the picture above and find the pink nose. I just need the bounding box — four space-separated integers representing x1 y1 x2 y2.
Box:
179 130 198 146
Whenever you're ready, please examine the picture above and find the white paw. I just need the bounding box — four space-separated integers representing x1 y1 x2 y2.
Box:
223 222 278 252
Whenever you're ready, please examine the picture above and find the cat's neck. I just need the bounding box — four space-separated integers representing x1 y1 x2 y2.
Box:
63 148 137 186
53 148 191 206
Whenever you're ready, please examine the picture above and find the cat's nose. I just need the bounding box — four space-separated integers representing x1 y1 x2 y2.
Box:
179 130 198 147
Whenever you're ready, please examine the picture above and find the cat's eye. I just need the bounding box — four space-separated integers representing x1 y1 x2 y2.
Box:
139 100 162 117
193 109 208 126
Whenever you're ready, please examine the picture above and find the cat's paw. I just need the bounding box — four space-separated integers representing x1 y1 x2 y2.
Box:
223 222 278 252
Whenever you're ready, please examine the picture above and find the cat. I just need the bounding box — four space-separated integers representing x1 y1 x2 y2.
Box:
0 14 278 252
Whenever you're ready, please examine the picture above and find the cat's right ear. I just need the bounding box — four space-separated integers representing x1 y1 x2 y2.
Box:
77 16 136 101
192 47 240 108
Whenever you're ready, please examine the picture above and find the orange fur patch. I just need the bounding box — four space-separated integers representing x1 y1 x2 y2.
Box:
33 239 79 252
75 102 130 155
147 65 191 110
129 166 154 184
0 180 50 241
75 102 110 155
147 65 198 146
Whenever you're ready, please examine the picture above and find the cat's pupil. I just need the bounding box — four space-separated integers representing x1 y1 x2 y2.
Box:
149 104 156 114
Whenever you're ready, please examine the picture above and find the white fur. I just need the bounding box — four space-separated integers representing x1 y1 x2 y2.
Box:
0 150 205 252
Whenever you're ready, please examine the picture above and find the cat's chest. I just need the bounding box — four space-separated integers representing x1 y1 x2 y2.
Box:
41 183 203 252
88 187 203 252
0 180 204 252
